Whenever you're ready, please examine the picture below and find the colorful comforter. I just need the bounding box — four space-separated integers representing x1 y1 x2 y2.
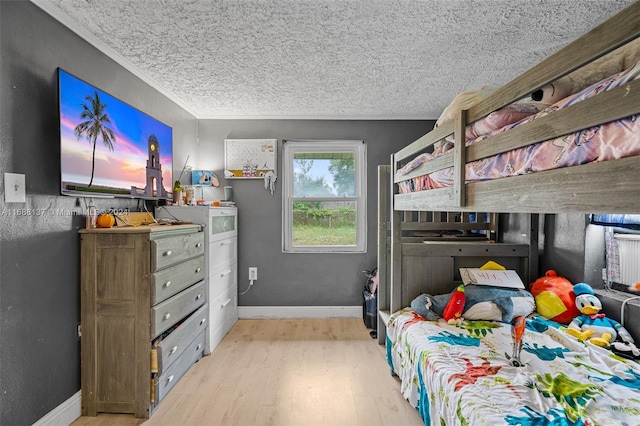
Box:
386 308 640 425
396 61 640 194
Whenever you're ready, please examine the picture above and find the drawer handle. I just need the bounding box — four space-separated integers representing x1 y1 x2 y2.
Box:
220 269 232 278
164 250 172 257
170 346 178 354
195 294 203 301
164 281 171 288
221 298 232 308
220 241 232 246
167 375 174 383
200 318 206 325
195 243 202 248
195 267 201 273
196 344 202 351
163 313 171 320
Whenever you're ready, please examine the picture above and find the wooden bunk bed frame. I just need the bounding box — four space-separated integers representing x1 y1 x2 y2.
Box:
377 1 639 344
393 0 640 214
377 166 538 344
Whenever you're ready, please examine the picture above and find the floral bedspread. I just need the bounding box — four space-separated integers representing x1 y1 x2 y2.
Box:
386 308 640 425
397 61 640 194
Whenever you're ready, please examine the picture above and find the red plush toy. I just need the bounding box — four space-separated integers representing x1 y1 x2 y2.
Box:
442 285 466 325
530 270 579 324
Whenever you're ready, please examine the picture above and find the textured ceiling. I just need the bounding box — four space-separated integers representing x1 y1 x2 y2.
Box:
34 0 634 120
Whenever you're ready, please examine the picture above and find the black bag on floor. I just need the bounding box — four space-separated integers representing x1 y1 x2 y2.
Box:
363 288 378 330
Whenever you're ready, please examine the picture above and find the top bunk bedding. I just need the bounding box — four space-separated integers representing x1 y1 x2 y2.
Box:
396 61 640 193
392 1 640 214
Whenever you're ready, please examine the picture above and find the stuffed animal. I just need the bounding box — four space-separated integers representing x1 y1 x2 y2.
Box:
442 285 466 325
411 285 535 323
530 270 579 325
566 283 634 347
531 38 640 105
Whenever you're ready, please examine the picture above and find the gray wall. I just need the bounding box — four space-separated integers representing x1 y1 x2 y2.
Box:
196 120 433 307
0 2 197 424
3 2 638 425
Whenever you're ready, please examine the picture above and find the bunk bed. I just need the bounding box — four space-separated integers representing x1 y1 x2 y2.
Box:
377 2 640 424
392 1 640 214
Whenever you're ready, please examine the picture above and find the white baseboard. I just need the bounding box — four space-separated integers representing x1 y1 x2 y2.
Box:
238 305 361 319
33 390 81 426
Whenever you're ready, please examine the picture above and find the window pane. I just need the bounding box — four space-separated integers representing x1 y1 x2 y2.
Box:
292 201 357 246
293 153 355 197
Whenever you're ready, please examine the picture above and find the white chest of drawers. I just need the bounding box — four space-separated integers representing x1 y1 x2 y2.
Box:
156 206 238 354
79 224 206 418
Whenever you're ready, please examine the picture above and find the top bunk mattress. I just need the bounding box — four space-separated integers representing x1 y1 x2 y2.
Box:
396 61 640 194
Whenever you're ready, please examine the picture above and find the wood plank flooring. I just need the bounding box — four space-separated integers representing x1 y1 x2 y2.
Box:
71 318 423 426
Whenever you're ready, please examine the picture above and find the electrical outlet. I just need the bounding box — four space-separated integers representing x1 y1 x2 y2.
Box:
249 267 258 281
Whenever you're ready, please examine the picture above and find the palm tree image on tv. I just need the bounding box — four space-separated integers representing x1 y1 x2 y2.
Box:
59 69 173 199
74 91 116 188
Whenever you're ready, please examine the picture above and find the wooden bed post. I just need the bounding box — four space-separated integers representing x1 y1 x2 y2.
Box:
377 164 391 345
453 108 468 207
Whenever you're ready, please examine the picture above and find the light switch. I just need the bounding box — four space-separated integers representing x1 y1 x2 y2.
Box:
4 173 26 203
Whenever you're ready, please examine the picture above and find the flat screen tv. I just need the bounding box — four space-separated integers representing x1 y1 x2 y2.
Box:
58 68 173 200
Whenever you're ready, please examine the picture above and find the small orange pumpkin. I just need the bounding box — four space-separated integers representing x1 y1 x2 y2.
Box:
96 213 115 228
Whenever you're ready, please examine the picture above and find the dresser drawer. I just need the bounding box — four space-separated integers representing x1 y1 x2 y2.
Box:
152 232 204 271
156 304 208 375
151 256 205 305
155 330 205 404
151 281 206 338
209 237 237 273
210 284 237 331
210 262 236 300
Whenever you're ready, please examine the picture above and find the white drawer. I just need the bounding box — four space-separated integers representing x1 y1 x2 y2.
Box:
209 237 237 273
208 208 237 242
151 281 206 339
210 262 236 300
209 284 237 331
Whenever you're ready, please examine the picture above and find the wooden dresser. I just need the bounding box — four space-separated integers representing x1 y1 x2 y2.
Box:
79 224 206 418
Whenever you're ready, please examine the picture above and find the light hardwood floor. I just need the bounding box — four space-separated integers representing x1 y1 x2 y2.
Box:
71 318 423 426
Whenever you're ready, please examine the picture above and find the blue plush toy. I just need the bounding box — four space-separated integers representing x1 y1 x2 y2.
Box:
410 285 535 323
566 283 634 347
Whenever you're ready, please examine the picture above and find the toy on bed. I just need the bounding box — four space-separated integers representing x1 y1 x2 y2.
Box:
531 37 640 105
441 284 465 325
566 282 635 349
411 284 535 324
529 270 579 325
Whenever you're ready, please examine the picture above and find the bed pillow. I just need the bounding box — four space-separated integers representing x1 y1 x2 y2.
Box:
410 284 535 323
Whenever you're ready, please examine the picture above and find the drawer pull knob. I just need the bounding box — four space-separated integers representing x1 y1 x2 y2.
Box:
196 243 201 248
196 344 202 351
200 318 206 325
221 298 232 308
164 250 172 257
164 281 171 288
195 294 202 300
163 313 171 320
167 375 174 383
221 269 232 278
195 267 201 273
170 346 178 354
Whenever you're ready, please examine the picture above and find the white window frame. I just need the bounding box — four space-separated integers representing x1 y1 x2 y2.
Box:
282 140 367 253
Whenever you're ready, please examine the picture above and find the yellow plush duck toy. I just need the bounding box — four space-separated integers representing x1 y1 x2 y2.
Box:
566 283 634 347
